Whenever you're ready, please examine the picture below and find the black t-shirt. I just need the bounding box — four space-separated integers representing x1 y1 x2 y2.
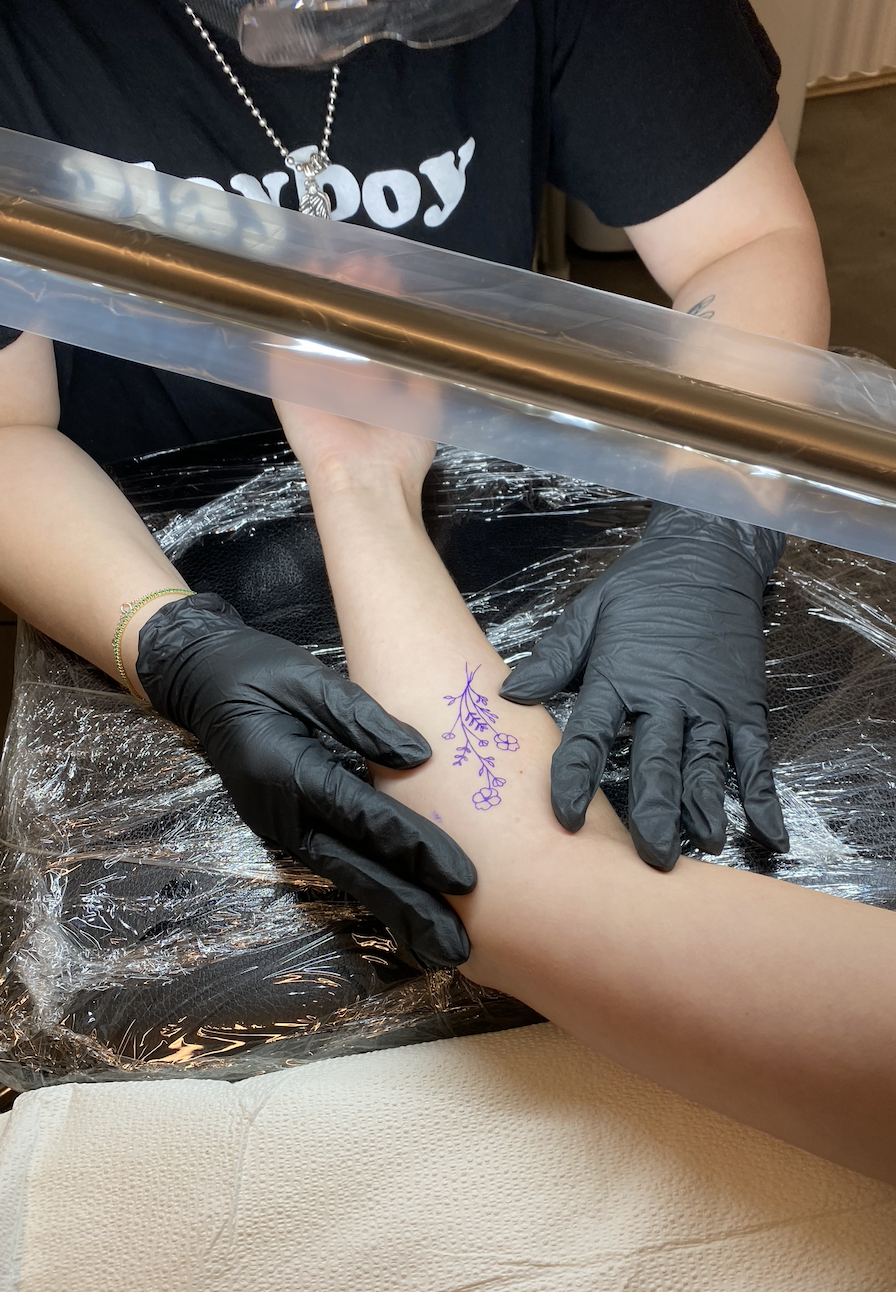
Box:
0 0 779 463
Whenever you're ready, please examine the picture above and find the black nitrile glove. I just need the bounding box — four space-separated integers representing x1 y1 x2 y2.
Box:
137 593 475 967
500 504 789 870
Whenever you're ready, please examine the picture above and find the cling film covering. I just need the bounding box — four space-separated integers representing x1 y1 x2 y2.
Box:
1 436 896 1089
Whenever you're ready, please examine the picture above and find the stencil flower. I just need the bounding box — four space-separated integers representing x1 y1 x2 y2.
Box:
444 664 519 811
472 786 502 810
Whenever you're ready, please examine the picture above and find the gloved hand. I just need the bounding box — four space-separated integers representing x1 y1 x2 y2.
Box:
137 593 475 967
500 504 789 870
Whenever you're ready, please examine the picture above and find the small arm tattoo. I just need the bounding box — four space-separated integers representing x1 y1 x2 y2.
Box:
686 294 716 320
443 664 519 810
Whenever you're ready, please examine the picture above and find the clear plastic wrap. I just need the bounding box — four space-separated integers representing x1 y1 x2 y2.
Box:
2 434 896 1091
3 127 896 557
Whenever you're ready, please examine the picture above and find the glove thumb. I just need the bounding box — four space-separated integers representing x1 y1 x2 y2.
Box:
500 581 604 705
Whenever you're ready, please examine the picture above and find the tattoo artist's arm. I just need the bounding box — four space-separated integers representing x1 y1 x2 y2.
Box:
627 123 830 350
504 123 829 865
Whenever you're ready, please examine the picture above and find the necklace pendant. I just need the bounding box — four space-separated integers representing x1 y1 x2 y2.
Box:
182 8 341 222
298 168 332 220
298 151 331 218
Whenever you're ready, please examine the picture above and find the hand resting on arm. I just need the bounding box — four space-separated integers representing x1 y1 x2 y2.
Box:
283 405 896 1187
501 125 830 870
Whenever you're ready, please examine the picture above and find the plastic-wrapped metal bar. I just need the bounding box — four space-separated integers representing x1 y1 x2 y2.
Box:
1 127 896 557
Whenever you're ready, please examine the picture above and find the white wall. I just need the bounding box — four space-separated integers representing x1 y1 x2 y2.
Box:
562 0 896 260
808 0 896 81
751 0 817 154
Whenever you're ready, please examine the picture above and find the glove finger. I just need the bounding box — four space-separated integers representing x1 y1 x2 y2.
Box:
550 673 626 832
302 829 471 968
282 659 434 770
294 744 477 894
729 720 790 853
628 708 686 871
680 715 729 855
500 581 605 704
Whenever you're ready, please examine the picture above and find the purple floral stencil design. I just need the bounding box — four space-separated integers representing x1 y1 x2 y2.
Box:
443 664 519 809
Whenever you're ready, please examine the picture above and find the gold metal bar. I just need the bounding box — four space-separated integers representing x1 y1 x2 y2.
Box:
1 190 895 502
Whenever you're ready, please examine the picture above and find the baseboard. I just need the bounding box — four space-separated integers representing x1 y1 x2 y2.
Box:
807 66 896 98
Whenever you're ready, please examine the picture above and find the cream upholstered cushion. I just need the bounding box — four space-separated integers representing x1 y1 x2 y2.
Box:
1 1023 895 1292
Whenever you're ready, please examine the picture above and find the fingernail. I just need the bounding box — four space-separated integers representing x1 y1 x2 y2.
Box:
686 806 726 856
552 793 588 833
632 828 679 871
499 677 541 703
746 815 790 854
395 728 432 763
379 745 430 770
418 923 471 969
441 857 477 895
692 832 725 856
646 848 679 872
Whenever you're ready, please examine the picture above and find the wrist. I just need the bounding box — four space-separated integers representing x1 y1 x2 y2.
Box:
116 588 194 699
643 503 784 582
135 592 251 725
305 456 424 522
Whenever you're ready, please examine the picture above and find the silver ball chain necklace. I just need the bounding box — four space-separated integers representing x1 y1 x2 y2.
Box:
181 2 341 218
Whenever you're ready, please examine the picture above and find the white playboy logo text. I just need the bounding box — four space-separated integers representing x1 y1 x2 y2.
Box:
138 137 476 229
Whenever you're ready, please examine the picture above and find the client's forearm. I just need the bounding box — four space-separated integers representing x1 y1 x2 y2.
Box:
0 424 190 692
304 465 623 858
308 465 896 1184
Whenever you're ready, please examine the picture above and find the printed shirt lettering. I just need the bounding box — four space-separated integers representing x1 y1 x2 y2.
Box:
136 137 476 231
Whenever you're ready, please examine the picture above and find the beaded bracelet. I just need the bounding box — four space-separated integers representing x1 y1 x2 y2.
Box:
112 588 194 696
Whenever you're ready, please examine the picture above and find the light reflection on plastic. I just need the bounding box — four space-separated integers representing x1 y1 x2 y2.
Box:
268 338 370 362
545 410 597 430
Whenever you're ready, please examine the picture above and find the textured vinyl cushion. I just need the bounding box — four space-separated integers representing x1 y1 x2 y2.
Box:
2 1023 895 1292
